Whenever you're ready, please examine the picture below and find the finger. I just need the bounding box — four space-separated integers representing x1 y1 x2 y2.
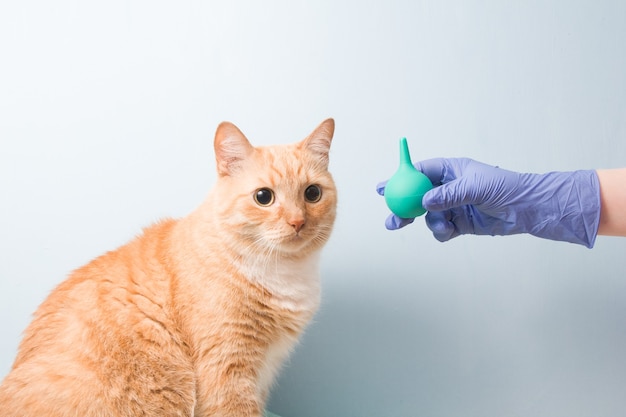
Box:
413 158 468 186
421 176 477 212
425 210 458 242
376 180 387 196
412 158 448 186
385 214 415 230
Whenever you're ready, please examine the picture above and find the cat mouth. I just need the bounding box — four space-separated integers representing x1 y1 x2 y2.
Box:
289 232 304 241
283 232 308 247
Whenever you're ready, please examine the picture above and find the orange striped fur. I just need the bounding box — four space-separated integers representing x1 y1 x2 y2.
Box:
0 119 337 416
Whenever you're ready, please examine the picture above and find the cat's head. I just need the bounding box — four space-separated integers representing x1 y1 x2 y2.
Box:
210 118 337 258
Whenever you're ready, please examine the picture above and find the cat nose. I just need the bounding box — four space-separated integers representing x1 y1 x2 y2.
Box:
290 218 305 233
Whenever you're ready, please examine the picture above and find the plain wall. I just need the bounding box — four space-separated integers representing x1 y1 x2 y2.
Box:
2 1 626 416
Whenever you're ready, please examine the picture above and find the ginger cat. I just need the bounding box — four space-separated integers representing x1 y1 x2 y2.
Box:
0 118 337 416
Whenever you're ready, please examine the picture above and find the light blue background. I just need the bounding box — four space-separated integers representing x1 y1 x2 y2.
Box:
2 2 626 416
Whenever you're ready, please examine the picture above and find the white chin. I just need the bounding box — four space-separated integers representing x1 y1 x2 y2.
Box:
278 235 310 253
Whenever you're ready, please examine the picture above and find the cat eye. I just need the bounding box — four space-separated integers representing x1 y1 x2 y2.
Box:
304 184 322 203
254 188 275 206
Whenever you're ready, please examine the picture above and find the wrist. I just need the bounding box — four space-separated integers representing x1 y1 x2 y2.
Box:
527 170 600 248
597 168 626 237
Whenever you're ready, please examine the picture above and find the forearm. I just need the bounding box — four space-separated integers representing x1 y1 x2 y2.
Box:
596 168 626 236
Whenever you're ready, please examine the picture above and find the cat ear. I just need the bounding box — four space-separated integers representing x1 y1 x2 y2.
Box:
214 121 254 177
301 118 335 170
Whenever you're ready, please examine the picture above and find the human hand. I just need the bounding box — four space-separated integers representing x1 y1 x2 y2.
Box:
377 158 601 247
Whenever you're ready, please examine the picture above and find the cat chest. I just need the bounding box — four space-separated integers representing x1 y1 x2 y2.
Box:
245 258 322 314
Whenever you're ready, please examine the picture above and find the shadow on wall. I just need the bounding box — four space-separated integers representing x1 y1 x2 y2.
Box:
269 273 434 415
268 255 626 417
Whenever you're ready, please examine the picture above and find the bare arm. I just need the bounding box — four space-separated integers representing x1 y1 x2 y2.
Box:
596 168 626 236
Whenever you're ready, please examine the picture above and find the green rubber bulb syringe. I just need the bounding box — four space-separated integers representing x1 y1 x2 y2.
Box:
384 137 434 218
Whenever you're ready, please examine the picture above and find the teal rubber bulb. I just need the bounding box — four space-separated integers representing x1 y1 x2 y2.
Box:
384 137 434 218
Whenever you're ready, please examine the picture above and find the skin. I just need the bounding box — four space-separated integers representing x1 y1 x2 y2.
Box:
596 168 626 237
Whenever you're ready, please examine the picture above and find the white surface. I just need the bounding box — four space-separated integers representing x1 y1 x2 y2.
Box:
2 2 626 416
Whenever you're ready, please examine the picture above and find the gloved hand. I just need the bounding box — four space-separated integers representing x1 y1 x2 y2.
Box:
376 158 601 248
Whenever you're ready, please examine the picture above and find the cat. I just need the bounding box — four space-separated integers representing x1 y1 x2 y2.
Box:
0 118 337 417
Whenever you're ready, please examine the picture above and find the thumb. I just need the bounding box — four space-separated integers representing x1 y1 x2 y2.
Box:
422 177 475 212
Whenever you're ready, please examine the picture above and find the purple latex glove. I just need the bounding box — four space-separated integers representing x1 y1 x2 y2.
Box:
377 158 601 248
